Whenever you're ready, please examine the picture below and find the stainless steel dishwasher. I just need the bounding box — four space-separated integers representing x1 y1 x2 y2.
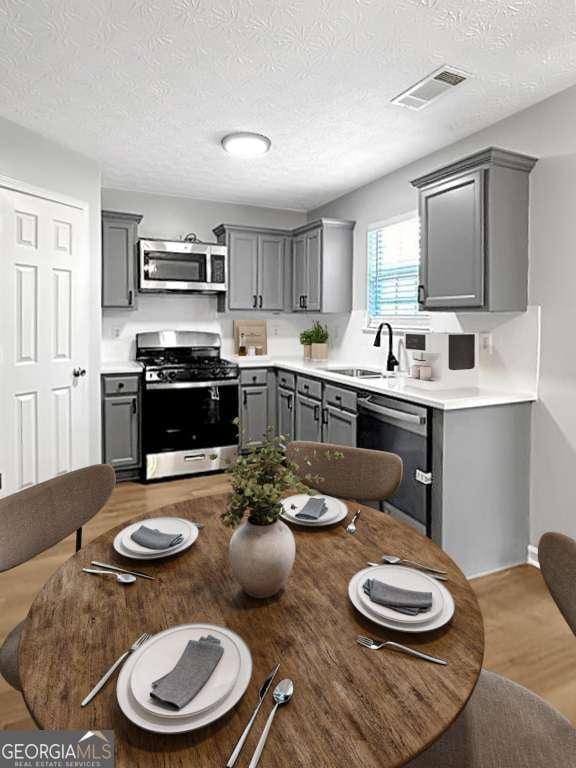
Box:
357 393 432 536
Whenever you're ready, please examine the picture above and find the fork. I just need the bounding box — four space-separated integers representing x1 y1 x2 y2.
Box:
81 632 151 707
356 634 447 665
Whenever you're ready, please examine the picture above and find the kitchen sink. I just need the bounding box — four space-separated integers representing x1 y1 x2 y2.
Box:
328 367 396 379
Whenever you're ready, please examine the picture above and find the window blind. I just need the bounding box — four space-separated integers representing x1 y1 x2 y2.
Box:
367 215 420 320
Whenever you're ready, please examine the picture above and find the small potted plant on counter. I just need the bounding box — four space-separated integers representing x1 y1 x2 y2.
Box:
309 320 329 361
299 328 313 360
222 430 307 598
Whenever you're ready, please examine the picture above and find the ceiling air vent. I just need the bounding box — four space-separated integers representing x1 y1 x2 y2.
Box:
391 66 470 111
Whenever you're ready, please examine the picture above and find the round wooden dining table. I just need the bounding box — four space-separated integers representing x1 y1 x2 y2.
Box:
20 493 484 768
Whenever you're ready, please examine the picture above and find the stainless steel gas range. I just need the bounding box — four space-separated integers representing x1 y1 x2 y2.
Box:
136 330 239 481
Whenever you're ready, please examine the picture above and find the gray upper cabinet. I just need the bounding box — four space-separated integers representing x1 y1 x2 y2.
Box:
295 393 322 442
240 384 269 449
258 233 285 310
291 219 354 313
102 210 142 309
215 218 354 314
412 148 537 312
228 229 258 309
214 224 288 312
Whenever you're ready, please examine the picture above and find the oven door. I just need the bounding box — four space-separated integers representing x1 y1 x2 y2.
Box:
143 381 239 480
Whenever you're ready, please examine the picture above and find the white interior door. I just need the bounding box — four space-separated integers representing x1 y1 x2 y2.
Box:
0 183 90 496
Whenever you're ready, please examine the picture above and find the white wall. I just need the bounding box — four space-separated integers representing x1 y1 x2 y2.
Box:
0 116 102 464
101 188 311 360
311 83 576 545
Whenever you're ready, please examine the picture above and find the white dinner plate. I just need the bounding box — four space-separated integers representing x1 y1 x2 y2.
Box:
357 565 444 625
117 624 252 733
348 567 455 633
130 625 241 719
120 517 196 556
280 494 348 527
113 518 198 560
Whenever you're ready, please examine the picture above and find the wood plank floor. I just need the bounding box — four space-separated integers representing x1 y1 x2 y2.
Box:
1 475 575 731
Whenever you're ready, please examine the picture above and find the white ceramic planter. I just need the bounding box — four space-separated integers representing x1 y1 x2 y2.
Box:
311 342 328 361
228 519 296 598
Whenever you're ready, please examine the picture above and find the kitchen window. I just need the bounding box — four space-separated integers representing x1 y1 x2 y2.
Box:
367 213 425 327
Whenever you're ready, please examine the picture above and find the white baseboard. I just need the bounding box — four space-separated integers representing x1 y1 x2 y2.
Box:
527 544 540 568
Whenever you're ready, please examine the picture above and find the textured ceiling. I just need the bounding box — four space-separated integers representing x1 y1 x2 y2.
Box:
1 0 576 209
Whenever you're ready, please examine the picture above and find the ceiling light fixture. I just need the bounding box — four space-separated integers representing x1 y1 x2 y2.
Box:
221 132 271 157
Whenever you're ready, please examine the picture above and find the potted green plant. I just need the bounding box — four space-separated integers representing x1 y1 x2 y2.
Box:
309 321 329 361
222 430 308 598
299 329 313 360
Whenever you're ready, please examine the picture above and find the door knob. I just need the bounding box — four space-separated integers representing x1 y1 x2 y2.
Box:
73 367 87 378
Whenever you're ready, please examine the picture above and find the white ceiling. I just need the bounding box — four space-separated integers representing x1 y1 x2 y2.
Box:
2 0 576 210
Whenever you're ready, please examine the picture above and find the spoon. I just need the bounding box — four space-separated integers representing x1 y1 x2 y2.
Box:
82 568 136 585
346 510 361 534
248 679 294 768
380 554 448 576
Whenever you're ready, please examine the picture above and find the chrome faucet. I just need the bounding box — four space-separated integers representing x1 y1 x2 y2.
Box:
373 322 399 372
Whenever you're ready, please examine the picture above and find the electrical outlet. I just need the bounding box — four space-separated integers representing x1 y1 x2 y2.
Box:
112 327 122 339
480 333 493 354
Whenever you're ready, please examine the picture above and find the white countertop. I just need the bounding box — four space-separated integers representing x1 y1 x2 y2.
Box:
100 356 536 410
101 360 143 374
229 356 537 411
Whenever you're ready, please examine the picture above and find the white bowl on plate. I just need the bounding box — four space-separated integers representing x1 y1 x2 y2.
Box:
113 517 198 560
116 624 252 733
280 494 347 527
349 566 455 633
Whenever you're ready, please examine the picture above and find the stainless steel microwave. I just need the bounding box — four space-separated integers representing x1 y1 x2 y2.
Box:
139 239 227 294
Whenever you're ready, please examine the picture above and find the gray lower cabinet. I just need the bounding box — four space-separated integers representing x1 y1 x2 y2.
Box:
240 384 269 449
412 148 537 312
295 393 322 442
322 405 357 447
102 211 142 309
101 374 141 475
277 387 295 441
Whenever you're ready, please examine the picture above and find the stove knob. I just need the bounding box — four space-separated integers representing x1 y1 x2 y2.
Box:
156 370 166 381
167 370 176 381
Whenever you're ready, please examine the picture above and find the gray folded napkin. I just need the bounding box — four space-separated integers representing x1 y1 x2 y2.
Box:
130 525 184 550
363 578 433 616
150 635 224 710
295 497 327 520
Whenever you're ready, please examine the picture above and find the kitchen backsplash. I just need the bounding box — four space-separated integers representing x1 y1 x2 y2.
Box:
102 299 539 395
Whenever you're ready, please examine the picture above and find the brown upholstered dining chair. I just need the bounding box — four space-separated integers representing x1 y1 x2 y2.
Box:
0 464 115 691
406 531 576 768
286 441 403 501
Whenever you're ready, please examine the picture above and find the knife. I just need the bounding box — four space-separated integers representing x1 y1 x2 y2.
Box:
91 561 156 581
226 663 280 767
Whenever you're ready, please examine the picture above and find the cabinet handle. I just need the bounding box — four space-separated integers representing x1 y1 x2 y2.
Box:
314 404 320 422
243 390 247 406
417 285 426 306
299 295 304 309
132 398 137 414
288 394 293 411
322 407 328 425
253 294 258 308
303 295 308 309
259 295 263 309
128 290 133 306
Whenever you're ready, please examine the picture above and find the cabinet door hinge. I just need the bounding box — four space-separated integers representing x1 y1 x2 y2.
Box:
415 469 432 485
